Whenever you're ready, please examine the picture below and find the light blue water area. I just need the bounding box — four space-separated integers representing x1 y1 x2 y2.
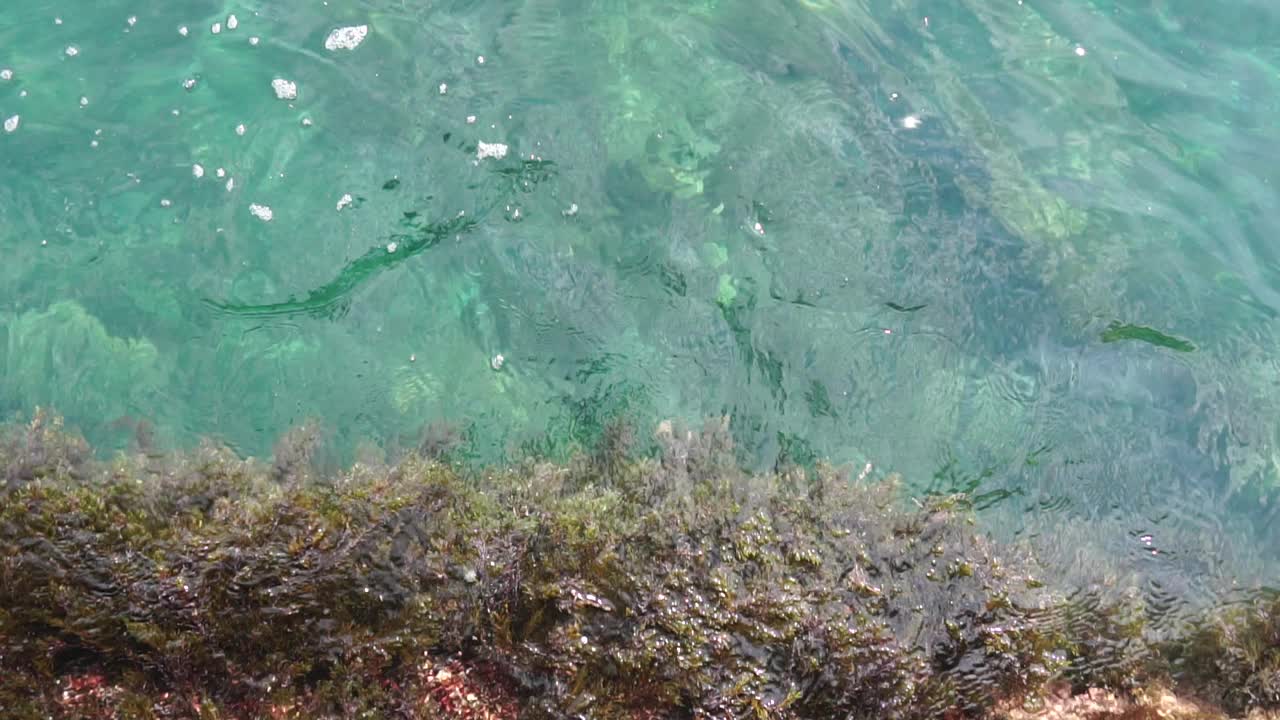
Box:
2 1 1279 608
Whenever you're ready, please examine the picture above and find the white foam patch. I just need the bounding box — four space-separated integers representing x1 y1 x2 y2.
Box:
325 25 368 51
477 141 508 160
271 78 297 100
249 203 273 221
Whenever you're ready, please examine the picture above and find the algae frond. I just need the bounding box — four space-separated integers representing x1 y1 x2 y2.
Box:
204 212 479 319
1100 321 1197 352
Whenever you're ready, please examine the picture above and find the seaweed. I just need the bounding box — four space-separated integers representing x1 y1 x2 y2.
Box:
0 412 1271 719
886 302 928 313
0 301 168 429
1158 589 1280 713
202 151 553 322
203 212 479 319
1100 321 1196 352
0 410 93 489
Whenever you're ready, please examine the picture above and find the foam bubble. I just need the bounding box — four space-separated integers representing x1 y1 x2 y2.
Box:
325 25 368 51
249 203 272 221
271 78 297 100
477 141 508 160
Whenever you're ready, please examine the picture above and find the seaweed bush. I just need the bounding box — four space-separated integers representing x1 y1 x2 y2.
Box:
1159 589 1280 714
0 410 1273 719
0 302 168 429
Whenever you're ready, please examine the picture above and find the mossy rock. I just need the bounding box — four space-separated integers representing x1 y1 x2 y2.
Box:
0 412 1271 718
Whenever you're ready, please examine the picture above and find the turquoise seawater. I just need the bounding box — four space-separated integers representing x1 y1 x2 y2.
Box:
2 1 1278 608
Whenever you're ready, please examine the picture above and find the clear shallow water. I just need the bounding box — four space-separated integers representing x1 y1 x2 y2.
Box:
1 1 1278 609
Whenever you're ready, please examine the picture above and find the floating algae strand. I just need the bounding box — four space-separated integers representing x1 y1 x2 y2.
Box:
204 157 550 319
204 212 478 319
886 301 928 313
1100 321 1197 352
